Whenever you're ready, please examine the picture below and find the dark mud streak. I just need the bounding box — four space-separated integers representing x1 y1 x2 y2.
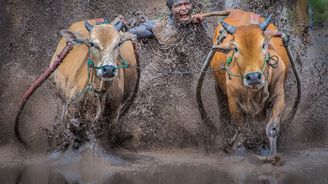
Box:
0 0 13 146
0 0 10 60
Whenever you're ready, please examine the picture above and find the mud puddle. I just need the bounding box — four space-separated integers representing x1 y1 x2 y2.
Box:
1 149 328 184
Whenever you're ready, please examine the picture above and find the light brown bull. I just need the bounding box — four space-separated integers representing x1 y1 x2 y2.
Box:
205 9 291 158
53 19 138 100
15 19 139 147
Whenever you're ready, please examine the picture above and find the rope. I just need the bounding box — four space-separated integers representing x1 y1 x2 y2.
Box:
222 51 273 79
15 42 74 147
65 40 133 116
87 49 130 70
117 55 130 69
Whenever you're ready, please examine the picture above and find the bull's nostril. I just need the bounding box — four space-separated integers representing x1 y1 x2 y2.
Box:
246 75 251 81
258 73 262 80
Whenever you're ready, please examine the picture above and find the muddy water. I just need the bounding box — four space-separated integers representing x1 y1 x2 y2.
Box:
1 149 328 184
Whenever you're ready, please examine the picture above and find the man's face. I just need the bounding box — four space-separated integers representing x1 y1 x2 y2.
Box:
171 0 193 24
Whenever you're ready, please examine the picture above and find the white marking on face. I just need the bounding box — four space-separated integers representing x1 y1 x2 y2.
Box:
102 36 120 67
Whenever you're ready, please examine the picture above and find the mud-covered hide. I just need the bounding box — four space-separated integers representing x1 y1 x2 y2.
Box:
120 17 214 149
48 20 138 151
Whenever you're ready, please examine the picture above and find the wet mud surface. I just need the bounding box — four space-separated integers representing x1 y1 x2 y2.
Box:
1 149 328 184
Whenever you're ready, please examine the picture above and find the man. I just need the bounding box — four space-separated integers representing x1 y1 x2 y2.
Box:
114 0 227 42
115 0 228 149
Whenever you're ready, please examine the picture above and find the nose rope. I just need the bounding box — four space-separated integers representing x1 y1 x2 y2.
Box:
87 48 130 70
222 51 271 79
87 18 130 71
63 18 133 119
86 47 130 91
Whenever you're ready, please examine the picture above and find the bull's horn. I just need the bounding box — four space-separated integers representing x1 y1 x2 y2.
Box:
84 20 94 32
220 21 236 35
259 14 273 31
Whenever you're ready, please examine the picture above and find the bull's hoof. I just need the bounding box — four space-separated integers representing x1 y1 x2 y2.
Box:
256 155 285 166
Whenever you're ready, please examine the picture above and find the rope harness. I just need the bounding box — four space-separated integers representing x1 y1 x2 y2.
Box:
222 51 278 80
86 47 130 92
64 19 131 110
83 19 130 93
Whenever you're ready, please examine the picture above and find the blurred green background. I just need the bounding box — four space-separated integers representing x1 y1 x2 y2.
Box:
309 0 328 24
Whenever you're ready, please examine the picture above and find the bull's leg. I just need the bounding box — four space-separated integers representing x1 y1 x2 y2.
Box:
266 92 285 158
93 94 107 123
228 96 245 128
227 96 246 152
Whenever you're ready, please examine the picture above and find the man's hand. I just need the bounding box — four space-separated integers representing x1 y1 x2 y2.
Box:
112 15 130 29
191 13 205 23
191 10 231 23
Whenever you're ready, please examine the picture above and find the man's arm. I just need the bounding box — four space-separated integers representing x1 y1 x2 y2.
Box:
128 20 156 39
192 10 231 23
112 16 156 39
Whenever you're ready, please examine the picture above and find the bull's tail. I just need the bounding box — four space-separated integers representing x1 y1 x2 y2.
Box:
14 42 73 148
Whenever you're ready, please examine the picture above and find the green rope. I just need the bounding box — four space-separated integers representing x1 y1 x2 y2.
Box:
223 52 245 78
66 18 127 104
96 19 110 25
83 18 130 92
223 52 271 79
87 55 130 70
117 55 130 69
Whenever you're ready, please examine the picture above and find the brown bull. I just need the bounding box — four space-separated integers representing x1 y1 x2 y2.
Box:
201 9 293 158
15 19 139 147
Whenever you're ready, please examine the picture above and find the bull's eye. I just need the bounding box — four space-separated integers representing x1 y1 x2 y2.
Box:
233 47 239 53
117 42 123 48
89 41 95 47
262 43 266 50
89 41 101 50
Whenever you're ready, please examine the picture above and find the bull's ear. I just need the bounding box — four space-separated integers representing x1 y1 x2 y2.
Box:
263 30 281 42
60 29 86 45
119 32 137 45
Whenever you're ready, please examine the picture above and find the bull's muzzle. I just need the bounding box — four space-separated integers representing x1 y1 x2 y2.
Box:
244 72 264 87
96 65 117 79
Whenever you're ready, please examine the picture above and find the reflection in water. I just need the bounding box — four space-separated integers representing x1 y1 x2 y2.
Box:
1 152 328 184
0 162 235 184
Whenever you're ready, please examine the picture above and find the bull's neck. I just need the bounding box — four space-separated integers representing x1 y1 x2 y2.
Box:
238 82 270 116
88 68 112 93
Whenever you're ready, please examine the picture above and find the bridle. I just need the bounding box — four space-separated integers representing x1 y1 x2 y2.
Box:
222 50 271 80
86 19 130 71
84 19 131 91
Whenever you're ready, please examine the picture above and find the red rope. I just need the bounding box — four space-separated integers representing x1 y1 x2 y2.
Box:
14 42 74 147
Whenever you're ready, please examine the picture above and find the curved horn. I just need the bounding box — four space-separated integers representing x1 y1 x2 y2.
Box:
220 21 236 35
259 14 273 31
84 20 94 32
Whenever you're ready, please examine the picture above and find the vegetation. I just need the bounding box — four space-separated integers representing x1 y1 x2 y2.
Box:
309 0 328 24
